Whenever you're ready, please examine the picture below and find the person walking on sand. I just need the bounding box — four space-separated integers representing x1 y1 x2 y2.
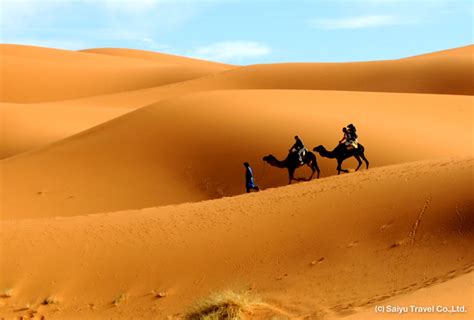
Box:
244 162 260 193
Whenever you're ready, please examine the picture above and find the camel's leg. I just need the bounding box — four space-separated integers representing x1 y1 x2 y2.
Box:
306 162 315 181
288 168 294 184
354 155 363 171
312 160 320 179
313 163 320 179
360 152 370 169
337 159 349 174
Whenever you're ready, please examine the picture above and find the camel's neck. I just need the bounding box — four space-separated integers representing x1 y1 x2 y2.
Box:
268 156 287 168
318 147 336 159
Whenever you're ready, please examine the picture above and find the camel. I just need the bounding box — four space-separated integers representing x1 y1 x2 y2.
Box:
262 151 320 184
313 144 369 175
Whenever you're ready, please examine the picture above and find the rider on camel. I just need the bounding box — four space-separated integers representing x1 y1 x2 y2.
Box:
289 135 307 164
339 124 358 150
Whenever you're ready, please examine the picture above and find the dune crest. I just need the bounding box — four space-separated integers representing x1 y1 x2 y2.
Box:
403 44 474 60
80 47 232 68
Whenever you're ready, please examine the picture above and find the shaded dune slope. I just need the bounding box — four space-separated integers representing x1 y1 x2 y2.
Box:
0 103 131 159
0 158 472 319
2 90 472 220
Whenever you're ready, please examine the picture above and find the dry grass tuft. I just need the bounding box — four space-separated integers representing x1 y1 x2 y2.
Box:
42 296 59 305
112 293 128 306
185 290 259 320
0 288 13 298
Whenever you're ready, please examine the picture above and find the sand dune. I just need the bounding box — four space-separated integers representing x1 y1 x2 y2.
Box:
81 47 232 69
2 45 471 159
0 45 234 157
404 44 474 59
2 44 472 104
1 44 473 320
51 45 474 112
0 44 233 103
0 102 131 159
159 53 473 96
88 45 474 102
2 90 471 220
50 44 474 109
61 45 474 110
0 158 472 319
341 272 473 320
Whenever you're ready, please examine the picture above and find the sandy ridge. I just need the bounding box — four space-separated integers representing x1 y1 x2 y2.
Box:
0 157 472 319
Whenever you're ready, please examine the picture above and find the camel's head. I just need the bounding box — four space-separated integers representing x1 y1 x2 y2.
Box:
262 155 276 163
313 145 324 153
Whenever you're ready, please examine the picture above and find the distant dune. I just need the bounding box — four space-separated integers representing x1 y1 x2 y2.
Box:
403 44 474 59
2 45 472 159
0 44 473 319
2 44 472 104
0 44 233 103
81 47 232 68
152 51 473 96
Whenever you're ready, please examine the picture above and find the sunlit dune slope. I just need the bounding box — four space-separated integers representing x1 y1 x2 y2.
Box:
2 90 471 220
168 53 473 95
0 158 472 319
0 44 234 103
403 44 474 60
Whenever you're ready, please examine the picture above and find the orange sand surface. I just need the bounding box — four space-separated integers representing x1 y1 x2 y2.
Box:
0 158 472 319
0 44 473 319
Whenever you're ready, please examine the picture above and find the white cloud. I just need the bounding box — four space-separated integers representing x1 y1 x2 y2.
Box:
189 41 271 63
307 14 412 29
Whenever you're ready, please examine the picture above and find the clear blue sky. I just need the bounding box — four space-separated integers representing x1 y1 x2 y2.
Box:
1 0 472 64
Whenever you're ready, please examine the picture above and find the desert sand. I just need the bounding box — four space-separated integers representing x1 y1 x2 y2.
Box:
0 44 473 319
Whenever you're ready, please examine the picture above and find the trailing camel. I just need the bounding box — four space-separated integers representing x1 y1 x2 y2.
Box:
263 151 320 184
